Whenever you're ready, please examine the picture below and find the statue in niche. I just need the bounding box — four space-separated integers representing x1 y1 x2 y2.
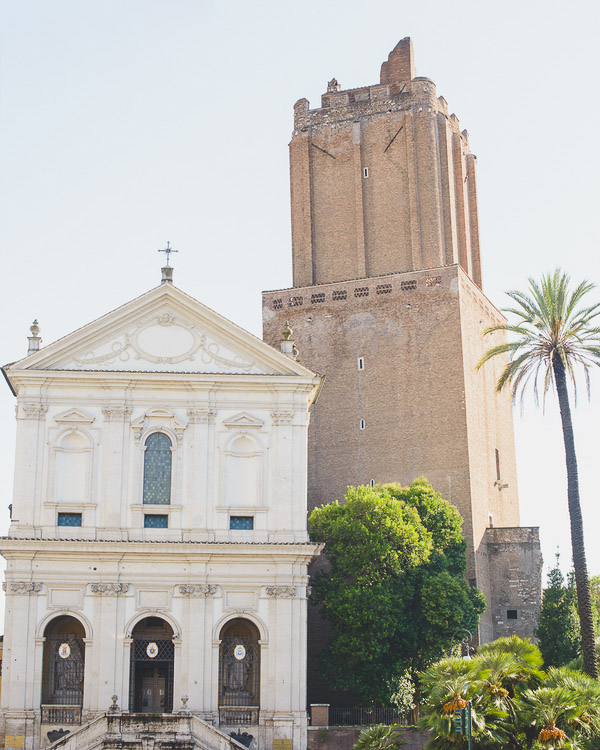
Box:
53 634 84 702
224 654 250 693
222 637 255 702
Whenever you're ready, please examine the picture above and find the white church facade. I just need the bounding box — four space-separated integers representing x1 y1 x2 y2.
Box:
0 269 323 750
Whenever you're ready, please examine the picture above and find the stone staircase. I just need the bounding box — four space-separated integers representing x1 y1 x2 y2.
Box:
47 713 245 750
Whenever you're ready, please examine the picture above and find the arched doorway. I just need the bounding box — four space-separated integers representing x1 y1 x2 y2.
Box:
218 618 260 725
41 615 86 724
129 617 174 713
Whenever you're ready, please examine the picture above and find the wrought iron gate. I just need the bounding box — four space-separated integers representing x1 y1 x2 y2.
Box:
129 638 174 713
219 635 259 725
41 633 85 724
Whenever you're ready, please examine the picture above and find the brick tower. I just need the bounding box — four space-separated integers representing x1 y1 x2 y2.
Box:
262 38 541 699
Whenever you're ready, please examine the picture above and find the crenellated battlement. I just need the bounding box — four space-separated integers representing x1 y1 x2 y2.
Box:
293 37 466 140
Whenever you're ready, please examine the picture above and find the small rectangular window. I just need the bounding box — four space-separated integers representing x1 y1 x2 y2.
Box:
144 514 168 528
230 516 254 530
495 448 501 481
358 357 365 371
58 512 82 527
363 167 369 178
507 609 518 620
359 419 366 430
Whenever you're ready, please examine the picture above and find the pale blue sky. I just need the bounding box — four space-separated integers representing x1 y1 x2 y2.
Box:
1 0 600 625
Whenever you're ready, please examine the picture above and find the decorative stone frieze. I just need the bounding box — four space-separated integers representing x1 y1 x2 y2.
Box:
3 581 43 594
178 584 218 596
90 583 130 594
19 403 47 420
265 586 296 598
186 408 217 424
101 406 132 421
271 411 293 425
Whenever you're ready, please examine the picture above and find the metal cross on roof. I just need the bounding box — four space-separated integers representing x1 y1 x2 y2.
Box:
158 241 178 267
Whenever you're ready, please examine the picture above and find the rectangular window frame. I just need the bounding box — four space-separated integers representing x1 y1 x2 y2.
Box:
57 512 82 527
144 514 169 529
229 515 254 530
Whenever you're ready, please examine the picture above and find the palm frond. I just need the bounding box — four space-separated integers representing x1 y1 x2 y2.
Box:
478 269 600 408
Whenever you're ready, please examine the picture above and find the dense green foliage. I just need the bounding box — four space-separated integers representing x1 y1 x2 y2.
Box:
309 479 485 704
353 725 407 750
477 270 600 678
419 636 600 750
536 556 582 668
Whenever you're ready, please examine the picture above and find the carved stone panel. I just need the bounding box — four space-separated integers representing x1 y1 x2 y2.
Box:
90 583 130 595
265 586 296 598
3 582 43 594
178 584 218 596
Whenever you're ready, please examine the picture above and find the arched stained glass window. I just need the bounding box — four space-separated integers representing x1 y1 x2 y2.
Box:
143 433 172 505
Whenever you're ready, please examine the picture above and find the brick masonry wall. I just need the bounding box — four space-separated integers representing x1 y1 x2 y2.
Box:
290 53 481 288
262 265 536 646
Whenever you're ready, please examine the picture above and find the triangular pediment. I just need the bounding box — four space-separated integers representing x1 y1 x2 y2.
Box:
7 284 316 380
54 408 95 425
222 412 264 429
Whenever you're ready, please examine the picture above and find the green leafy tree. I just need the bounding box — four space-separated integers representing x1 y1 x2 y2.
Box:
477 270 600 678
384 481 485 687
309 480 484 705
536 554 581 668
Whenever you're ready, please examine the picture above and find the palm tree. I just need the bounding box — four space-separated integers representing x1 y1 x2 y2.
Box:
353 725 407 750
477 270 600 679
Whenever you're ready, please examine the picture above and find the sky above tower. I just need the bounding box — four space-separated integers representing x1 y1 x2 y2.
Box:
1 0 600 623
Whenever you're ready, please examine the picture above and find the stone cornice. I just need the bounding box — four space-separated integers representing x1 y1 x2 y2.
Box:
7 369 321 392
0 537 324 564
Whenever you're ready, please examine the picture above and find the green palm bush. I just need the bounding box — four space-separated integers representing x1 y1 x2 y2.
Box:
352 725 407 750
419 637 600 750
